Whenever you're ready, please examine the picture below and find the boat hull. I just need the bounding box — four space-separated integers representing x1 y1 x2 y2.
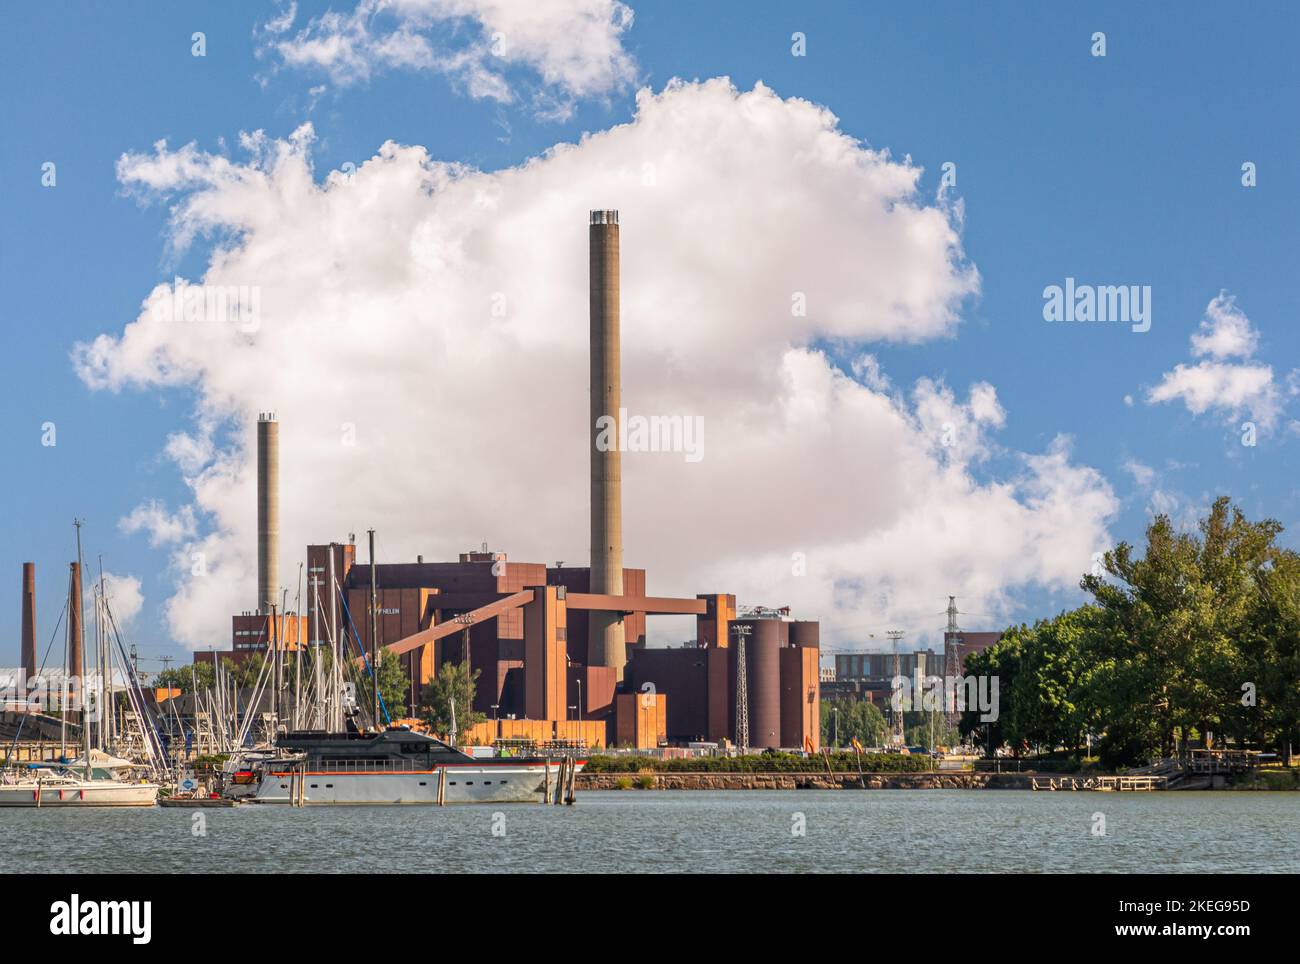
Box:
0 782 159 807
250 762 578 805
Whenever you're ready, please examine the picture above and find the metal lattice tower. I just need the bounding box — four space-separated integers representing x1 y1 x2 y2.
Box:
732 624 751 753
887 630 906 746
944 596 962 722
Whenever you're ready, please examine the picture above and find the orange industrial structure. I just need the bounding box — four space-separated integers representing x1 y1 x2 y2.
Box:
200 542 820 751
196 210 820 751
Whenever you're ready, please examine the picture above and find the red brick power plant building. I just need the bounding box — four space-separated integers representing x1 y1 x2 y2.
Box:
200 211 820 750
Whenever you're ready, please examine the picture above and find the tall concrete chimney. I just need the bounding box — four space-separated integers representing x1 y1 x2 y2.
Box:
20 562 36 678
67 562 83 678
257 413 280 614
589 210 625 678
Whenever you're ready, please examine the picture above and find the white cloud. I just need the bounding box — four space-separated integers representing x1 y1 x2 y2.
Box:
260 0 637 118
1123 459 1155 488
1147 361 1278 424
1146 292 1281 429
76 78 1114 650
119 501 198 547
1121 458 1202 528
1190 291 1258 359
98 572 145 626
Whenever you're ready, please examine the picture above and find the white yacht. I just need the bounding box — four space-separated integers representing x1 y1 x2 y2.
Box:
247 728 583 805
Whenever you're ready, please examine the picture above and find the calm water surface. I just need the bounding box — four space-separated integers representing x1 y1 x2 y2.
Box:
6 791 1296 873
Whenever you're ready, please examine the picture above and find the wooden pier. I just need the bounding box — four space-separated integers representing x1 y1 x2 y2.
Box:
1031 775 1167 791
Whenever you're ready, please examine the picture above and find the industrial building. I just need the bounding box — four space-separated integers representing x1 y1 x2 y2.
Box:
193 210 821 753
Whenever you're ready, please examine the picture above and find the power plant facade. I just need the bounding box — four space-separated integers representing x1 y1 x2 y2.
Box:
195 211 821 752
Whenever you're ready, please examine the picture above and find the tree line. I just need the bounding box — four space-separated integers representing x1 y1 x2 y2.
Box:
960 498 1300 767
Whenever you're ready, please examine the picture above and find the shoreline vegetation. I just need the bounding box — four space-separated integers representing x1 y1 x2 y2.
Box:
578 754 1300 791
955 499 1300 768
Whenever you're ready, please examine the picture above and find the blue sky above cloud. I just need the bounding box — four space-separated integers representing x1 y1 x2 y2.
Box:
257 0 639 119
3 1 1297 659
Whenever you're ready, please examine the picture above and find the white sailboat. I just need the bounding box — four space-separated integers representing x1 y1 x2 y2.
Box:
0 522 158 808
0 752 158 807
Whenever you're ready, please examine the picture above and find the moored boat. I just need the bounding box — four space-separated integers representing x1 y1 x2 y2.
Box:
247 727 583 805
0 765 158 807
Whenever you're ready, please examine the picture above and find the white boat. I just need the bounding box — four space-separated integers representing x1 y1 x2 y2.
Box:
0 764 158 808
247 728 584 805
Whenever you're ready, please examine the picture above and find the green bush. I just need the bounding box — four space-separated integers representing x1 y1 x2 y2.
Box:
635 773 656 789
584 751 932 774
614 776 632 790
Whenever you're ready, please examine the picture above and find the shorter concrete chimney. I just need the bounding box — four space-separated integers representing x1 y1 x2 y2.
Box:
20 563 36 678
67 562 83 677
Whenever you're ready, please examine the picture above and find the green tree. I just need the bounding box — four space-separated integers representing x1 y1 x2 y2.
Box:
156 661 215 694
1082 497 1286 763
223 654 266 689
959 635 1022 755
418 661 485 739
821 698 888 748
374 649 409 720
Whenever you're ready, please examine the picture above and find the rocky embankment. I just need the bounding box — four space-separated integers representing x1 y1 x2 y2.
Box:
577 771 1039 790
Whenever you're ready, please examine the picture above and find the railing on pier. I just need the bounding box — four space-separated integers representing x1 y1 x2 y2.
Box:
1184 749 1259 774
1031 774 1167 791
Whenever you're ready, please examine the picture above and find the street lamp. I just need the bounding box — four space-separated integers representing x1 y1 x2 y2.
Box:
831 707 839 747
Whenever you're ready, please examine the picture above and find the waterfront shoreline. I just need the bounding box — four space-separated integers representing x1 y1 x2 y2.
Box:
576 771 1300 791
578 771 1035 791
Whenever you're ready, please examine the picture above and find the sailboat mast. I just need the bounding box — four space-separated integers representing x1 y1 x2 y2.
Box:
368 529 379 732
312 569 323 729
294 563 303 730
328 544 339 731
74 520 90 777
97 555 110 750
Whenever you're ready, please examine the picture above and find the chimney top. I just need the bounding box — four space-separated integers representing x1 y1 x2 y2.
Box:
589 210 618 225
258 412 277 422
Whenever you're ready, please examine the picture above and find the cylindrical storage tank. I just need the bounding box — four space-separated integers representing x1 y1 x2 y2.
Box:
743 619 782 750
789 620 819 651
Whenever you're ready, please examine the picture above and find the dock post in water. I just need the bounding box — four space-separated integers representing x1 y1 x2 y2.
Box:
565 757 576 805
554 758 568 805
542 759 550 804
437 767 446 806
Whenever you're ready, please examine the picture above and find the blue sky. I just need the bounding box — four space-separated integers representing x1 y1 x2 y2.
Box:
2 1 1297 664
